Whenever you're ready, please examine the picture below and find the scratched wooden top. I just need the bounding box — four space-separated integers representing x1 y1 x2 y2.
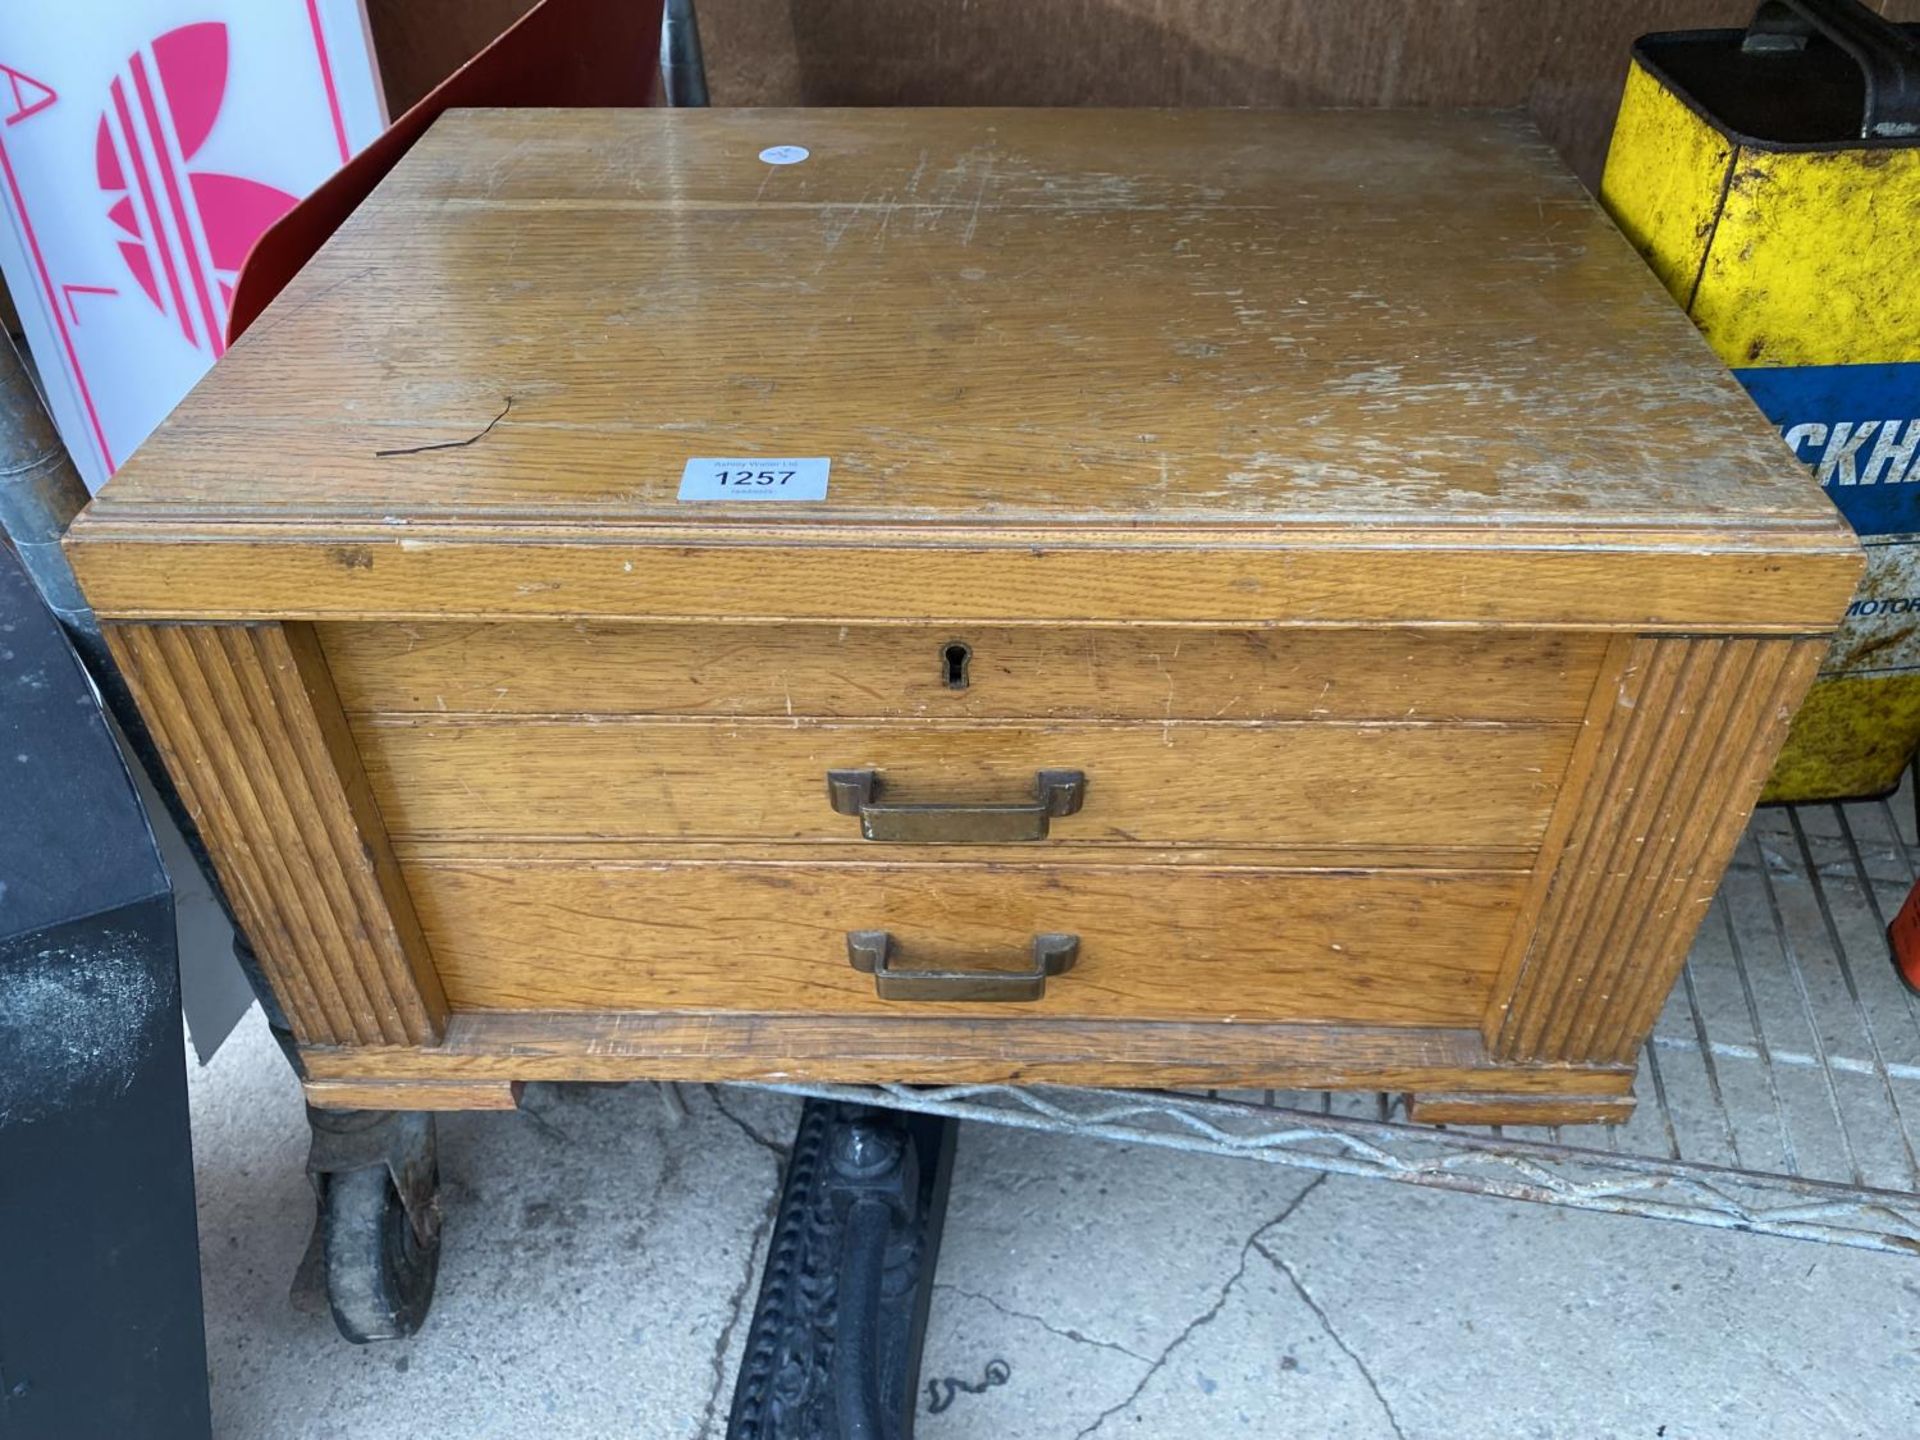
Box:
86 107 1849 537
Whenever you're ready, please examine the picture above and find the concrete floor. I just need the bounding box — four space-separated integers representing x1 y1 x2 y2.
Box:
188 1010 1920 1439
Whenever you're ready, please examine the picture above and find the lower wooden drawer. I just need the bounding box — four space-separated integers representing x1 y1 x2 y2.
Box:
402 859 1525 1026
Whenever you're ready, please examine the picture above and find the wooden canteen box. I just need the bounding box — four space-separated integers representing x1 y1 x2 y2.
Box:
66 109 1862 1125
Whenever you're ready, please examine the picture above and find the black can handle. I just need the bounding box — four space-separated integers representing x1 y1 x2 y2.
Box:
1743 0 1920 138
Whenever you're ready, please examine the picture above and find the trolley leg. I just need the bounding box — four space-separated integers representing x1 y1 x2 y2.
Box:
728 1101 957 1439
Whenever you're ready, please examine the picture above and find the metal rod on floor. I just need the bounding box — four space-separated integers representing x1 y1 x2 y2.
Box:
1644 1044 1683 1160
1650 1031 1920 1083
1830 801 1920 1056
1718 889 1800 1170
767 1080 1920 1254
1747 830 1864 1185
1678 950 1744 1167
1790 807 1920 1186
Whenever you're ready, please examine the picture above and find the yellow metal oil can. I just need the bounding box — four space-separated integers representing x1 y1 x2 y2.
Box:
1602 0 1920 801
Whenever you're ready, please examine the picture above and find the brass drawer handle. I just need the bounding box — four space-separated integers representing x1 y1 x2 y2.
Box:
825 768 1085 842
845 931 1079 1002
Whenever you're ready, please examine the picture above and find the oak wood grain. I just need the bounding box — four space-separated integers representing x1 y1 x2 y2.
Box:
319 621 1607 723
68 111 1859 629
1491 636 1826 1063
84 109 1842 535
66 526 1865 630
303 1079 523 1112
394 838 1537 871
351 714 1570 848
103 622 446 1047
1482 634 1637 1014
1404 1091 1637 1126
297 1009 1637 1098
401 859 1524 1025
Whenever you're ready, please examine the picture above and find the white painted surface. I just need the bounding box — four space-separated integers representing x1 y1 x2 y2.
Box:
0 2 384 490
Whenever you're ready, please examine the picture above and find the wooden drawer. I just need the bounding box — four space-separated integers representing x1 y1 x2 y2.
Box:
354 716 1571 850
318 622 1606 724
402 858 1526 1026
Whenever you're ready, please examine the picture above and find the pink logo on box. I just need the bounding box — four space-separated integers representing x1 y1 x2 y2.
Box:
0 2 381 487
2 61 58 125
95 23 299 357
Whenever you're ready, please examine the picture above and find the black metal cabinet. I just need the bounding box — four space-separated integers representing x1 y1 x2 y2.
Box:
0 546 211 1438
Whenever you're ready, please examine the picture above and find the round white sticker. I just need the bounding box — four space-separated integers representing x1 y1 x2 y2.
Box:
758 145 810 166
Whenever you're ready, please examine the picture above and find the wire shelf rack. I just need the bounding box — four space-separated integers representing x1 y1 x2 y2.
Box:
770 796 1920 1256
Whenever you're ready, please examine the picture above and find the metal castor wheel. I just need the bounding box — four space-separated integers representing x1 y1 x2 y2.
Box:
305 1108 441 1343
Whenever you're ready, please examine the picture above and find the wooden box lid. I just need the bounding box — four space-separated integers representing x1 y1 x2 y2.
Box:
68 108 1860 627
